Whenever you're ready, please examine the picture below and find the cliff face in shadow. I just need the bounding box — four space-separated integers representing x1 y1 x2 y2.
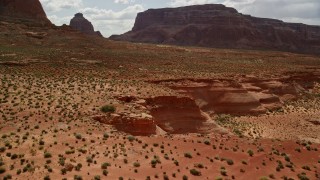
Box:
0 0 51 25
70 13 103 37
110 4 320 55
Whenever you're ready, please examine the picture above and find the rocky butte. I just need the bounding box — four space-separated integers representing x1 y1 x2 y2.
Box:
70 13 103 37
110 4 320 54
0 0 51 25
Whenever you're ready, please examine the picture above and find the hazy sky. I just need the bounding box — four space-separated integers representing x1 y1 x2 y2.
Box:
40 0 320 37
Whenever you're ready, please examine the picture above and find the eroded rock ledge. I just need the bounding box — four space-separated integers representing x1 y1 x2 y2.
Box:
93 71 320 136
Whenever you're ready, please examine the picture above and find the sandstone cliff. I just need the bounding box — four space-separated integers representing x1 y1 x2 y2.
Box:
0 0 51 25
70 13 103 37
110 4 320 54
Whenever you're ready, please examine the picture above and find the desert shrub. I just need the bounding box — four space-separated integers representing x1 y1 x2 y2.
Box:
74 133 82 140
59 157 65 166
194 163 204 168
127 135 135 142
103 170 108 176
163 174 169 180
103 133 109 139
3 174 12 180
247 149 254 156
226 159 234 165
1 134 7 139
302 165 311 171
204 140 210 145
61 168 67 175
297 173 309 180
242 160 247 165
11 154 18 160
190 169 201 176
101 162 110 169
285 163 293 168
269 174 275 179
44 152 52 158
184 152 192 158
39 140 45 145
220 169 227 176
74 175 83 180
0 147 6 152
174 160 179 166
133 162 140 167
65 149 75 155
86 156 93 163
75 163 82 171
151 159 157 165
100 105 115 113
0 167 6 174
284 155 290 162
215 114 232 124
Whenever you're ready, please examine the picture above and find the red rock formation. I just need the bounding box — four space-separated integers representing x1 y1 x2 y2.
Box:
70 13 103 37
0 0 50 24
93 113 156 136
153 71 320 116
165 80 270 115
146 96 207 134
110 4 320 55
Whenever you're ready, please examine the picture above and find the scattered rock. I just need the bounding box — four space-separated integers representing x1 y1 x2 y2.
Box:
25 32 47 39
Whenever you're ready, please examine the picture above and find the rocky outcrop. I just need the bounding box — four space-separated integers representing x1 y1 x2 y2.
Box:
152 70 320 116
0 0 51 24
70 13 102 37
146 96 208 134
93 113 156 136
110 4 320 55
92 70 320 135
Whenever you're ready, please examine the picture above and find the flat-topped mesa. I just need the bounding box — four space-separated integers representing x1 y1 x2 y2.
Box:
110 4 320 55
133 4 238 31
70 13 103 37
0 0 51 25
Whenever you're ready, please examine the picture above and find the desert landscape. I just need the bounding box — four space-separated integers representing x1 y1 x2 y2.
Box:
0 0 320 180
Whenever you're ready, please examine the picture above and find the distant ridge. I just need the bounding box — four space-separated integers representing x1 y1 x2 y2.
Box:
110 4 320 55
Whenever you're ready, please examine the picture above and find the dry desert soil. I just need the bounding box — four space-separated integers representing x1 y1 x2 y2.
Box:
0 19 320 180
